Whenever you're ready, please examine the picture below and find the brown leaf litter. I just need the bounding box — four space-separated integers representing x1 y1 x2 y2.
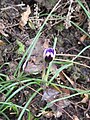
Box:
19 5 31 29
0 21 8 37
41 87 70 118
23 38 50 74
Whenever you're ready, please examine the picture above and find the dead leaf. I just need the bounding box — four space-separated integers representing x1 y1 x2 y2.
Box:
42 88 59 101
73 115 79 120
59 71 66 83
61 88 70 95
42 111 53 118
8 61 18 76
50 64 58 75
23 38 44 74
23 38 50 74
0 22 8 37
86 113 90 118
42 87 70 118
43 39 50 49
0 40 6 46
80 94 89 103
0 93 6 102
19 5 31 29
24 61 43 74
80 35 87 42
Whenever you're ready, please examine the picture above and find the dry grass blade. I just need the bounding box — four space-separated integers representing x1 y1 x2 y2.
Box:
56 53 90 60
62 71 75 87
55 58 90 69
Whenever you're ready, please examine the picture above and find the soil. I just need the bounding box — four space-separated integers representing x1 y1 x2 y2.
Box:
0 0 90 120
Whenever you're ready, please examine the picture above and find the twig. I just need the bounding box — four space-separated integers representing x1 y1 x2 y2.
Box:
1 4 25 11
56 53 90 60
55 58 90 69
62 71 75 87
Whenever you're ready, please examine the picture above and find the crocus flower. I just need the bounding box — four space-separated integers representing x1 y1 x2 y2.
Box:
43 48 56 62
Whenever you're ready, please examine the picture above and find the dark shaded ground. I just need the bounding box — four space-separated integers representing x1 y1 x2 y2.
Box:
0 0 90 120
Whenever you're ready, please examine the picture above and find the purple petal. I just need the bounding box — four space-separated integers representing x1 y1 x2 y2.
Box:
45 48 55 55
43 48 56 62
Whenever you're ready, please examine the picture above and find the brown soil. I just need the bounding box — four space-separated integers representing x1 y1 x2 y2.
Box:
0 0 90 120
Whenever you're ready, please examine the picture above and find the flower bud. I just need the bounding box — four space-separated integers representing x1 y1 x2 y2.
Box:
43 48 56 62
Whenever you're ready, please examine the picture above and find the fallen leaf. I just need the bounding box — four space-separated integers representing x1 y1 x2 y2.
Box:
42 111 53 118
23 38 50 74
86 113 90 118
50 64 58 75
43 39 50 49
61 88 70 95
73 115 79 120
16 40 25 54
59 71 66 83
0 40 6 46
24 61 43 74
0 93 6 102
9 61 18 75
0 22 8 37
42 88 59 101
80 35 87 42
80 94 89 103
19 5 31 29
42 87 70 118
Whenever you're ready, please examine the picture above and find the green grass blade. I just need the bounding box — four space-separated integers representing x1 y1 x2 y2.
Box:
0 112 10 120
76 0 90 19
0 102 29 112
0 82 40 111
43 89 90 111
71 21 90 38
48 63 72 85
72 45 90 61
18 88 42 120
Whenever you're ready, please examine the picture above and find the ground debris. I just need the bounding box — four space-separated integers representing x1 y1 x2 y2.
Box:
73 115 79 120
0 0 90 120
0 93 6 102
0 40 6 46
42 87 70 118
19 5 31 29
80 94 89 103
0 21 8 37
23 38 50 74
